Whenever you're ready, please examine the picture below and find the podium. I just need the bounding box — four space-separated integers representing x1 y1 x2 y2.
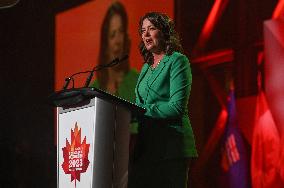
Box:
49 87 144 188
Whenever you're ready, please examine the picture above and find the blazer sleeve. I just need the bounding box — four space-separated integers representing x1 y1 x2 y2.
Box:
142 55 192 118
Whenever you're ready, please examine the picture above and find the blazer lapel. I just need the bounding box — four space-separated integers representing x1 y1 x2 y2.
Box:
147 55 170 88
136 63 149 87
135 63 149 104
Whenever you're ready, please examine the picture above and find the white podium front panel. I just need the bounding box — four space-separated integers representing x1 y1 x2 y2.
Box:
56 97 131 188
58 106 96 188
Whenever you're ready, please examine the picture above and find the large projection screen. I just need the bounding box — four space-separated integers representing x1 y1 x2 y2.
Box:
55 0 174 91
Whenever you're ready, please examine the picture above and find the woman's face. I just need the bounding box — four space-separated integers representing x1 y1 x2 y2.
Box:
107 14 125 61
141 18 163 54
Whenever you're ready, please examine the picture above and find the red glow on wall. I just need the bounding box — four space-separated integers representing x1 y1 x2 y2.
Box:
264 19 284 137
194 108 228 169
193 0 229 54
251 92 282 187
272 0 284 19
192 49 233 68
264 19 284 183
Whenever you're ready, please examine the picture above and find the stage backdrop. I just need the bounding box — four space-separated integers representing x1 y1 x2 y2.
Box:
55 0 174 91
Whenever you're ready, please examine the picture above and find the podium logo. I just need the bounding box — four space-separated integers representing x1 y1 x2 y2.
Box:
62 122 90 187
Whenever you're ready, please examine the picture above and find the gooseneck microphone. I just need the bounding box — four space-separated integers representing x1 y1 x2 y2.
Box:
62 55 129 90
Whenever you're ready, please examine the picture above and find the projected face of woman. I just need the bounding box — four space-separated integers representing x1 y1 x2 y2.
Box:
107 14 124 61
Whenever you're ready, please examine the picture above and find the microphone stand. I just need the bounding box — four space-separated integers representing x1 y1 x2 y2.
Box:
62 55 128 90
83 57 119 88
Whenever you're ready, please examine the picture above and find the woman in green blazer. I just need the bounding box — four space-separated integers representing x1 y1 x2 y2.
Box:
128 12 197 188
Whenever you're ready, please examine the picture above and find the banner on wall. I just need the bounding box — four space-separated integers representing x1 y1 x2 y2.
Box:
220 90 250 188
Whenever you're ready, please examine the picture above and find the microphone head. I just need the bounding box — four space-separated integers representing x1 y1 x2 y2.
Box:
109 58 120 66
106 55 129 68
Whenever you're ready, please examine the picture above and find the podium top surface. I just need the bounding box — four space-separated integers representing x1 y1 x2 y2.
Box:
48 87 145 114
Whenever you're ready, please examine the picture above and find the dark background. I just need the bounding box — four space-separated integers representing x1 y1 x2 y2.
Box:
0 0 278 187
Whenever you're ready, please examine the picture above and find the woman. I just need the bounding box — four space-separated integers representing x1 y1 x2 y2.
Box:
90 1 139 133
90 1 138 104
128 12 198 188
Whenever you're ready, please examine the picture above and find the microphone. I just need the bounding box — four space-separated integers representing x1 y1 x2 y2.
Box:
83 59 117 88
61 55 129 90
83 55 128 87
62 77 71 90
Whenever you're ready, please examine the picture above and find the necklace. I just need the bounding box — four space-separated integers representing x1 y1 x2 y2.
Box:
151 59 162 70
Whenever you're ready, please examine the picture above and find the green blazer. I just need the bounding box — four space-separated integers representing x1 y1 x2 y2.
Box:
134 52 197 161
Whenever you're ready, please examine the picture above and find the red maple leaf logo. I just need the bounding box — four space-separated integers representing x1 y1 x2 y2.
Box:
62 122 90 187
